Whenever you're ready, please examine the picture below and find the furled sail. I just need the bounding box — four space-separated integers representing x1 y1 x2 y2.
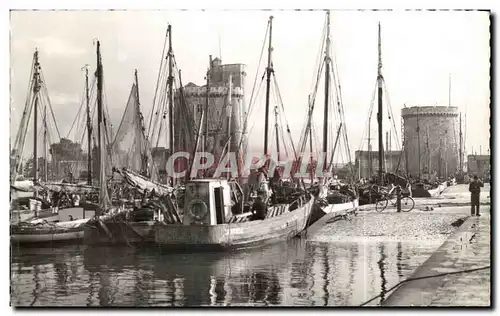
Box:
117 167 173 196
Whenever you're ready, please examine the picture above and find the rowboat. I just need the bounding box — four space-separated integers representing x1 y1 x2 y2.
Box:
11 218 90 245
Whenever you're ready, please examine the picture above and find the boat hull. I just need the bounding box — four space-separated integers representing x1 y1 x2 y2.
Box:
322 198 359 214
10 218 89 245
154 195 314 251
83 220 156 245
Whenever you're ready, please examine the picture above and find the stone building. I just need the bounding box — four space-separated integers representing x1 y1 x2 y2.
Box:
354 150 404 179
401 106 459 178
467 154 490 178
173 57 247 162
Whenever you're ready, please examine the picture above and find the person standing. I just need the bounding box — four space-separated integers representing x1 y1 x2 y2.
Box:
469 175 484 216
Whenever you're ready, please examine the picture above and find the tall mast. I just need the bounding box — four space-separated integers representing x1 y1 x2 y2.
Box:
204 59 210 153
426 126 431 173
95 40 110 208
309 118 314 183
33 50 40 185
459 112 463 173
96 41 103 185
43 103 48 182
377 22 384 185
135 69 147 177
323 11 331 169
417 107 421 178
368 123 371 178
274 105 280 161
263 16 274 156
167 25 174 162
85 66 92 185
226 74 233 146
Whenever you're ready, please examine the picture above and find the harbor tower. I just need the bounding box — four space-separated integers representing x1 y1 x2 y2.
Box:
401 106 459 178
174 57 247 161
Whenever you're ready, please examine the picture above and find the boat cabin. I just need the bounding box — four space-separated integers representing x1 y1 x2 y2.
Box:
183 179 233 226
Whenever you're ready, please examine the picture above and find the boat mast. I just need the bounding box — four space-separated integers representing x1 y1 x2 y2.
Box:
135 69 148 177
96 41 102 181
33 50 40 185
95 40 111 208
43 102 48 182
204 58 210 176
368 122 371 178
459 112 463 173
323 11 331 170
167 25 174 171
85 66 92 185
377 22 384 185
274 105 280 161
226 73 233 148
263 16 274 156
426 125 431 174
165 25 176 184
417 107 421 179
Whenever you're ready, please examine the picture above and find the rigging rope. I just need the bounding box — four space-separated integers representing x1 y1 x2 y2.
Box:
39 69 61 140
147 28 169 139
66 79 88 139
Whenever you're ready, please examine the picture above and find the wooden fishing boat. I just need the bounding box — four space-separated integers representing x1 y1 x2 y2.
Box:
11 218 90 245
294 12 359 214
154 178 314 250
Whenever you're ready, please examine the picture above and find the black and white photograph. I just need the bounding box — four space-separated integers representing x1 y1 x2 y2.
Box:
7 5 492 308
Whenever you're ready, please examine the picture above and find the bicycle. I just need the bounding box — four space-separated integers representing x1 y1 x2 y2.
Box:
375 185 415 212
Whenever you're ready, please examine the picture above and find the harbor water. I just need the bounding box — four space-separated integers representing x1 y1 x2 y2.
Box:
11 230 447 307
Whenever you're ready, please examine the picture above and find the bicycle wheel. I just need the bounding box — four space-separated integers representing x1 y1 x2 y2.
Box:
375 198 388 212
400 197 415 212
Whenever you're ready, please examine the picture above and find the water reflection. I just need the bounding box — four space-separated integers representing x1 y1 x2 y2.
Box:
11 237 440 306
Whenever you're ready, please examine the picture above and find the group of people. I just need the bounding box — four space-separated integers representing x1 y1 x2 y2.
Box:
39 189 99 208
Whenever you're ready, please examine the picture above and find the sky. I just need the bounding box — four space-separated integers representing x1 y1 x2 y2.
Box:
9 10 491 162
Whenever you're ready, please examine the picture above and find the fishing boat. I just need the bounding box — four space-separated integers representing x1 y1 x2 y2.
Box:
11 218 89 245
9 50 103 230
154 16 314 251
154 178 314 250
294 11 358 214
84 26 182 246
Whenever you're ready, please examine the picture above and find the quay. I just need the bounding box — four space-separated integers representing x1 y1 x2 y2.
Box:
382 211 490 306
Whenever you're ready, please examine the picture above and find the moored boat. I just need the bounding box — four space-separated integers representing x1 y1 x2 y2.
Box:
11 218 90 245
154 178 314 251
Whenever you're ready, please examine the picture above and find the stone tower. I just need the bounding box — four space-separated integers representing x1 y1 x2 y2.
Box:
401 106 459 178
174 57 247 162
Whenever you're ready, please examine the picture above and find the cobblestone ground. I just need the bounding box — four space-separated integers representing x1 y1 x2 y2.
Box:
428 214 491 306
311 208 471 244
382 209 491 307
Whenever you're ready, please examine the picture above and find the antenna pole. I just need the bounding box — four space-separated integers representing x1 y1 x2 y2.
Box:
263 16 274 156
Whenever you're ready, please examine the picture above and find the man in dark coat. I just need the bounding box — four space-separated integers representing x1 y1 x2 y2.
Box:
469 175 484 216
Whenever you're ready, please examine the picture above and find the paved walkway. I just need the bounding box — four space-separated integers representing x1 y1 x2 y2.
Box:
382 208 491 307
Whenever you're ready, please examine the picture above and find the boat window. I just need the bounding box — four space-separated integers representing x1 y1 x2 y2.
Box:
187 182 209 197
